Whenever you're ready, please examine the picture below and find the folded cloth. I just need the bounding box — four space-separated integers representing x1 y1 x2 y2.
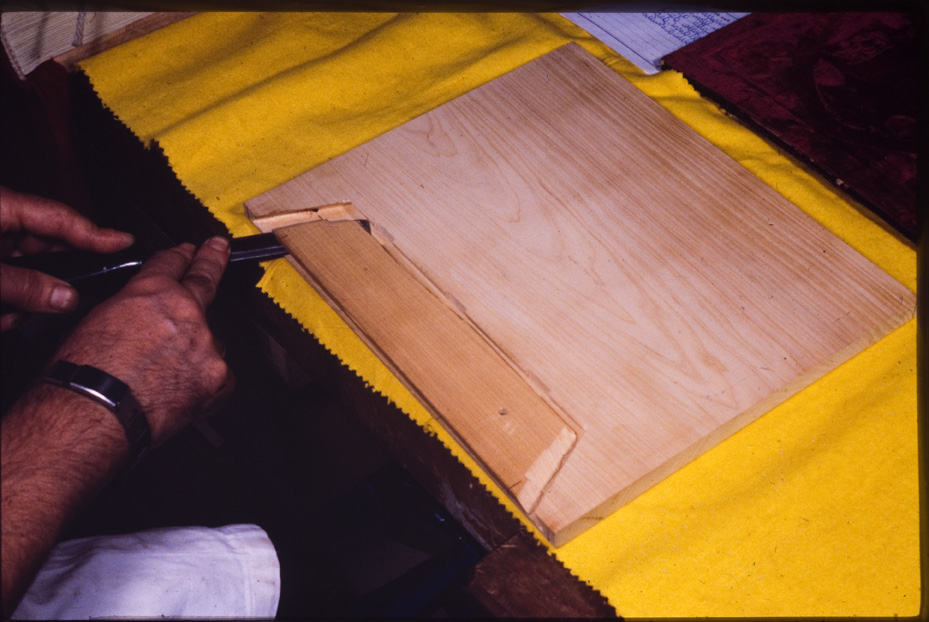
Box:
12 524 280 620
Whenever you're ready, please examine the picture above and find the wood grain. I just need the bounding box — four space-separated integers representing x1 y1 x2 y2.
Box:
466 530 616 618
275 220 578 512
248 43 915 544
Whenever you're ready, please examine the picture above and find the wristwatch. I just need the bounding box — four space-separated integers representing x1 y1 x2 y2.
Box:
43 360 152 467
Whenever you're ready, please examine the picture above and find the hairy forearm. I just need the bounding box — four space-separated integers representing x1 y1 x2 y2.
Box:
1 383 129 617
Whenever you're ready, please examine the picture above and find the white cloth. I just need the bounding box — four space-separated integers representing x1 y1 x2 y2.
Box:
12 524 280 620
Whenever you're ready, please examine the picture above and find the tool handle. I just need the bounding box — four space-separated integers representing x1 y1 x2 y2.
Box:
1 233 287 284
2 248 144 283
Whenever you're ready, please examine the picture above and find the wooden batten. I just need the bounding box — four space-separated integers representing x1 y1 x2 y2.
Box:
274 220 579 514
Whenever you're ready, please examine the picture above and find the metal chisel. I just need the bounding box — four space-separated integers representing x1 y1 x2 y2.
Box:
2 232 288 284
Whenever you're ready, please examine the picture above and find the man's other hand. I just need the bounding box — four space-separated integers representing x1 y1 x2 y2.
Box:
0 187 134 330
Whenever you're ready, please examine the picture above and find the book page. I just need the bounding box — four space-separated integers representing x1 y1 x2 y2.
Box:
561 11 748 74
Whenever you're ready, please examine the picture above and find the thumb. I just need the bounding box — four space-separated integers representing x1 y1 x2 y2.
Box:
0 263 78 314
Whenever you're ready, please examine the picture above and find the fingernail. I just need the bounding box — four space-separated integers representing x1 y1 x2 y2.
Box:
50 285 77 310
208 236 230 252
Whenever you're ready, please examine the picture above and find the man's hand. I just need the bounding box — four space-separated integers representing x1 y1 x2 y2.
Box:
2 237 233 615
0 186 134 330
52 237 234 445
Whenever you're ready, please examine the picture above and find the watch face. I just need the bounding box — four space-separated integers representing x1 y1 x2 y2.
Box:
71 365 131 410
44 361 152 461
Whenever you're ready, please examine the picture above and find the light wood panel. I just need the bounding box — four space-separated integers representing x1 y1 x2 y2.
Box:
247 43 915 544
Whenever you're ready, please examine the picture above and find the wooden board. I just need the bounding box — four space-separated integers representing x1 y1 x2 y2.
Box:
247 43 915 545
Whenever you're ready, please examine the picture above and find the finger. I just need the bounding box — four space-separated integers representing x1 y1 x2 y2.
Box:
215 366 236 403
1 312 23 332
0 264 77 314
212 336 227 358
1 187 134 253
199 365 236 419
6 235 68 256
132 243 196 283
181 237 230 309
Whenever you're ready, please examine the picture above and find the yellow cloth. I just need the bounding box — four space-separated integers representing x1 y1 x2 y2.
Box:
79 12 919 617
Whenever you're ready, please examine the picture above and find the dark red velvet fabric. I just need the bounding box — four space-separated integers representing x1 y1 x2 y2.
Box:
664 13 917 242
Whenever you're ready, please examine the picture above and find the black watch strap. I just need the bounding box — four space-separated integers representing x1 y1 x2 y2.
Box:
43 360 152 467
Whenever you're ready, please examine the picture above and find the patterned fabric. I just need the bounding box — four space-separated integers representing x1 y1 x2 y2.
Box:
665 13 917 241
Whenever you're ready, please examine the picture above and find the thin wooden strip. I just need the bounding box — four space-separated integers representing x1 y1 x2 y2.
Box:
275 220 578 512
247 202 363 232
